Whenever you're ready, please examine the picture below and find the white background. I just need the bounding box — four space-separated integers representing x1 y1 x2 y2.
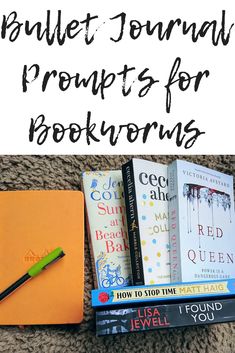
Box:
0 0 234 154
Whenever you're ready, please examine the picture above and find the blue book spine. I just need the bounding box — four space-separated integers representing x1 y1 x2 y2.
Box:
92 278 235 308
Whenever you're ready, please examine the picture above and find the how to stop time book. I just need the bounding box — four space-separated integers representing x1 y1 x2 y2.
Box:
96 297 235 336
92 278 235 308
168 160 235 283
122 158 170 286
82 171 132 289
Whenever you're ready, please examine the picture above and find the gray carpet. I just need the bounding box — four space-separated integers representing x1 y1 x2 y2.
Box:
0 155 235 353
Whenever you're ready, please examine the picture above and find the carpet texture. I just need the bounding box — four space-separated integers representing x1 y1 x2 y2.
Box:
0 155 235 353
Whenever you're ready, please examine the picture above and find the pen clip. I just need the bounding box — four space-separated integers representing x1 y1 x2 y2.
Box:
43 251 65 270
28 247 65 277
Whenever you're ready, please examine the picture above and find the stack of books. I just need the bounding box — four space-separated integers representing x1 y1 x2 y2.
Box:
82 158 235 336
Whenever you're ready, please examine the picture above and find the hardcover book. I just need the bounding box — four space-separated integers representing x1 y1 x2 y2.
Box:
96 297 235 335
122 158 170 286
91 278 235 308
168 160 235 283
82 170 132 289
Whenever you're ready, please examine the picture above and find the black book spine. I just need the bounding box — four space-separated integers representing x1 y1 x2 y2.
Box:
96 297 235 336
122 160 144 285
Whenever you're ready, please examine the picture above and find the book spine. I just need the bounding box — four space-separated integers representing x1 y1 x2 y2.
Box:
92 279 235 307
96 298 235 336
122 160 144 285
168 161 181 282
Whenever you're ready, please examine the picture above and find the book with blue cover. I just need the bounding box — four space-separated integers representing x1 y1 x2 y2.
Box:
168 160 235 283
92 278 235 308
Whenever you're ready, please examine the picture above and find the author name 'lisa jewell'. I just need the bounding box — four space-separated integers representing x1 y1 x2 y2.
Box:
130 307 170 331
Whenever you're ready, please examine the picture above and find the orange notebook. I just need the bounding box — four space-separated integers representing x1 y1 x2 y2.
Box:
0 190 84 325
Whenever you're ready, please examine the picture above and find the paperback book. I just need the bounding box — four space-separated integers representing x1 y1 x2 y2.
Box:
91 278 235 308
82 171 132 289
122 158 170 286
168 160 235 283
96 297 235 335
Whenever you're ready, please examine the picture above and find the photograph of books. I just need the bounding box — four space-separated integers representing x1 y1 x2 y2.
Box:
87 156 235 336
0 155 235 345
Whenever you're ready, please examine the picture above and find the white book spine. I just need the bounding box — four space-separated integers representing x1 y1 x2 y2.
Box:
168 161 182 282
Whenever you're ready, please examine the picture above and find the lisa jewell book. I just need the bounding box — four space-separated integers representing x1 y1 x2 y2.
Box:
82 171 132 289
168 159 235 283
122 158 170 286
96 297 235 335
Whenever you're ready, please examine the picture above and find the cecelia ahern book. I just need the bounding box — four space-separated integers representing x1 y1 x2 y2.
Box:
168 159 235 283
82 171 132 289
122 158 170 286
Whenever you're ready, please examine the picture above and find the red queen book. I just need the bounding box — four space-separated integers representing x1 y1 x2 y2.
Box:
168 160 235 283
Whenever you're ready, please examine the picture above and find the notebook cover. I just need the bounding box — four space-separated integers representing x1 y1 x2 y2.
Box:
0 190 84 325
